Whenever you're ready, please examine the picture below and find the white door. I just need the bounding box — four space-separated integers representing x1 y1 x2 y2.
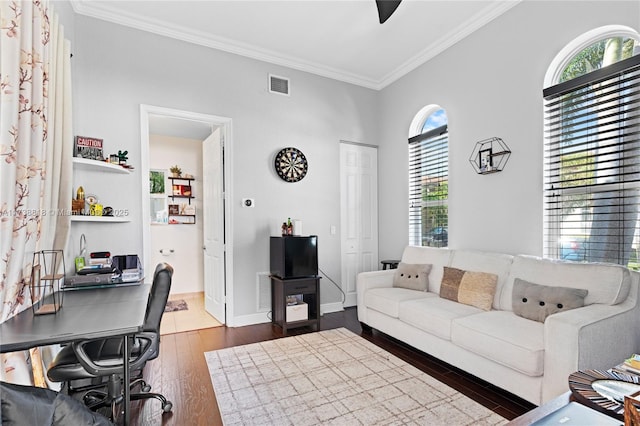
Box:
203 129 226 323
340 142 378 307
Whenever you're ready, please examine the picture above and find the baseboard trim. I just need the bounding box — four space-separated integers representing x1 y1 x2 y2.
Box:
321 302 344 315
229 302 344 327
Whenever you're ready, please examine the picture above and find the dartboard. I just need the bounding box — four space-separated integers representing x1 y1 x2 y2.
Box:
274 147 308 182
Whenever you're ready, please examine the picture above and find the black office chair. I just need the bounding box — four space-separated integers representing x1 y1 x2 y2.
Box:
0 381 114 425
47 263 174 420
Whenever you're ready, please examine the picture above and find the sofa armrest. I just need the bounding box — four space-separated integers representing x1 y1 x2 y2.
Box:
356 270 395 323
542 297 640 403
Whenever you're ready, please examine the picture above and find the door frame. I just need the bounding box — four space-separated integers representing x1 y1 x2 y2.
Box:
139 104 234 325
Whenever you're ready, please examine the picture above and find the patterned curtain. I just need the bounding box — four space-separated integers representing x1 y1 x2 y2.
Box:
0 0 72 385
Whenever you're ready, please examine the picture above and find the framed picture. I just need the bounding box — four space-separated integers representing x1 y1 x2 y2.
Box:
479 148 493 172
149 170 166 195
74 136 104 160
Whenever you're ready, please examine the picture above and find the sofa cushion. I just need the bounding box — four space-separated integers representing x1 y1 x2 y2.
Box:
512 278 588 323
401 246 453 294
451 311 545 377
440 267 497 311
501 255 631 310
399 297 483 340
450 250 514 310
393 263 432 291
364 287 435 318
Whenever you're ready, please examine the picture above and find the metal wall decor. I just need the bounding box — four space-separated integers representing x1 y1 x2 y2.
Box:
469 137 511 174
274 147 308 183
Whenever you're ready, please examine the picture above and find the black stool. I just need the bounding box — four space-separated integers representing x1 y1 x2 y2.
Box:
381 260 400 270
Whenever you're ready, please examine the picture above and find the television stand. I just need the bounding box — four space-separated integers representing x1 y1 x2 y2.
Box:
270 276 320 335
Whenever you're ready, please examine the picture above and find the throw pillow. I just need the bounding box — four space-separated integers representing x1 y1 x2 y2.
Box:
440 267 497 311
392 263 432 291
512 278 588 323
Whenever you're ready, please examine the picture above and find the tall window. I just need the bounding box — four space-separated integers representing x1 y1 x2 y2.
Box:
409 106 448 247
543 30 640 268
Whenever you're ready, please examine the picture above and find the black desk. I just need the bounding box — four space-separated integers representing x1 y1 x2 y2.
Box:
0 284 150 425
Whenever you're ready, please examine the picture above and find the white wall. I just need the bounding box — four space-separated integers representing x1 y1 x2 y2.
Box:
149 134 204 295
66 0 639 325
68 16 379 323
377 1 640 260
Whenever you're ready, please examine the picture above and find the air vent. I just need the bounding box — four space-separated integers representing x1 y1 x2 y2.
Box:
256 272 271 312
269 74 290 96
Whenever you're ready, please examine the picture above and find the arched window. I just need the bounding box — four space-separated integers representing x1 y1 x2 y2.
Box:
408 105 448 247
543 26 640 268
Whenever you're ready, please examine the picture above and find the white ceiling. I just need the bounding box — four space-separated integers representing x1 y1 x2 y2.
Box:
70 0 520 91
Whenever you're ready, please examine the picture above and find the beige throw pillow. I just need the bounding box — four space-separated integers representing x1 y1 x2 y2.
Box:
392 263 432 291
512 278 588 323
440 267 498 311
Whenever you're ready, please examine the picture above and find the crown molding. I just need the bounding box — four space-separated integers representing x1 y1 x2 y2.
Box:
69 0 520 91
378 0 521 89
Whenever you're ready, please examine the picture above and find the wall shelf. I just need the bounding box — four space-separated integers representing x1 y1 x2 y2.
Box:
72 157 131 174
70 215 130 223
469 137 511 174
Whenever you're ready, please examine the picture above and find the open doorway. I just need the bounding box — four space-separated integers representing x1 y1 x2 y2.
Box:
140 105 233 327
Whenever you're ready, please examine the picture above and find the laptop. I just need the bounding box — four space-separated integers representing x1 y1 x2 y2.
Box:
531 402 623 425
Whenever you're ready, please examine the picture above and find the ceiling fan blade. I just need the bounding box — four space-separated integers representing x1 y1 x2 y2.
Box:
376 0 402 24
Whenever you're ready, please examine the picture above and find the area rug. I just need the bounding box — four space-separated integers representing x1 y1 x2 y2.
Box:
164 299 188 312
205 328 507 425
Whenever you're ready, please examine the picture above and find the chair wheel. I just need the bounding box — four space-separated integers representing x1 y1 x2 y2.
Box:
162 401 173 412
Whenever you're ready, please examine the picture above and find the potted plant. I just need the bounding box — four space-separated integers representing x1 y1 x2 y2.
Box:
117 150 129 165
169 165 182 178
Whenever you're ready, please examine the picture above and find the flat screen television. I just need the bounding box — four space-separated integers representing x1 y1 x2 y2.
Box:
270 236 318 279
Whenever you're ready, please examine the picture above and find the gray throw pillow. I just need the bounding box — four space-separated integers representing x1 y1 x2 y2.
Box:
512 278 588 323
393 263 432 291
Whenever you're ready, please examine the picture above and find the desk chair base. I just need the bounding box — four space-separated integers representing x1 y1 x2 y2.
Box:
81 373 172 420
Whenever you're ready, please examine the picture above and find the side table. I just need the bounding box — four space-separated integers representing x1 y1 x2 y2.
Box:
271 276 320 335
380 259 400 270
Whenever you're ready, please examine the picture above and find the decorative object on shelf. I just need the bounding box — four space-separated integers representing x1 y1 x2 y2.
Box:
89 202 103 217
274 147 308 182
117 150 128 165
469 137 511 174
109 154 119 164
30 250 65 315
84 194 99 216
71 186 85 215
169 165 182 178
74 136 104 160
172 184 191 196
181 204 195 215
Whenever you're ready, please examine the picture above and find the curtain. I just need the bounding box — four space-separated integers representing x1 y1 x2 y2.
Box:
0 0 72 385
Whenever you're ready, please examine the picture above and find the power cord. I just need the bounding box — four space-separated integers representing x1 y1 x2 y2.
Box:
319 266 346 304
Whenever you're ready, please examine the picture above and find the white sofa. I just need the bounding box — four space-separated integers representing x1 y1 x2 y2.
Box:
357 246 640 405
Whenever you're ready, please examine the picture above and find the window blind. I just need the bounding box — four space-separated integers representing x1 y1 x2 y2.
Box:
408 125 448 247
543 54 640 266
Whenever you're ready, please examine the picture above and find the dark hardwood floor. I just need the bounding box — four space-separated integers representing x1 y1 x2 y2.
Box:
131 307 536 425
